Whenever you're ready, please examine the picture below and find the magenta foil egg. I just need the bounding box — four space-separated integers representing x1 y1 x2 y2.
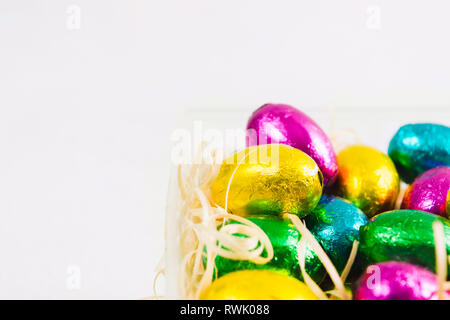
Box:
246 104 338 187
401 166 450 218
354 261 440 300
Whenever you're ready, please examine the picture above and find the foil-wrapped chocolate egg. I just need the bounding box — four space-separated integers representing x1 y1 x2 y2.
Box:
199 270 318 300
354 261 441 300
246 103 337 187
305 195 368 274
211 144 323 218
388 123 450 183
359 210 450 275
215 217 325 283
330 145 400 218
401 166 450 218
447 189 450 217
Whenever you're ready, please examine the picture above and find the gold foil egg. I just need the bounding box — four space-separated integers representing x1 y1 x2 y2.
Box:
331 145 400 218
211 144 323 218
447 189 450 217
199 270 318 300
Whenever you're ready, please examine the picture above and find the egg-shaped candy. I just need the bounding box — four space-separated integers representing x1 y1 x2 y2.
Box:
359 210 450 275
330 145 400 218
215 216 326 283
447 189 450 217
305 195 368 274
354 261 441 300
199 270 318 300
388 123 450 183
246 103 338 187
401 166 450 218
211 144 323 218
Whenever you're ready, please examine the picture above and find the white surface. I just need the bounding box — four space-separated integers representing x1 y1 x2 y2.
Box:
0 0 449 299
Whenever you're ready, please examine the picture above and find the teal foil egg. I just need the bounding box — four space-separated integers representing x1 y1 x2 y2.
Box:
388 123 450 183
305 195 368 274
214 217 326 283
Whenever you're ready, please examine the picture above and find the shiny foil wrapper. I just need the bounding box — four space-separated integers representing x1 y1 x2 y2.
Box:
211 144 323 218
215 217 326 283
246 103 338 187
388 123 450 183
330 145 400 218
305 195 368 274
401 166 450 218
199 270 318 300
354 261 441 300
447 189 450 217
359 210 450 276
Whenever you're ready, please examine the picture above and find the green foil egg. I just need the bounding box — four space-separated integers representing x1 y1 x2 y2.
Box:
359 209 450 275
305 195 368 274
388 123 450 183
214 217 326 283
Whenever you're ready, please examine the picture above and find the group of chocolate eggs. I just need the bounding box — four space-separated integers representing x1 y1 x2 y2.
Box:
199 103 450 300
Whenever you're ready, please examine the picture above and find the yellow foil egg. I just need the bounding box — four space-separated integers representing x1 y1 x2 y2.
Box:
331 145 400 218
211 144 323 218
447 189 450 217
199 270 318 300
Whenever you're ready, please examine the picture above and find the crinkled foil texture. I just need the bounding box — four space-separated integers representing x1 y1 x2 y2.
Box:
447 189 450 217
200 270 318 300
401 166 450 218
359 210 450 277
354 261 440 300
246 103 338 187
388 123 450 183
331 145 400 218
211 144 323 218
214 217 326 283
305 195 368 274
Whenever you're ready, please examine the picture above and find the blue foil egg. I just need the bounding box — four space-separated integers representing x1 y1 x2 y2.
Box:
305 195 368 274
388 123 450 183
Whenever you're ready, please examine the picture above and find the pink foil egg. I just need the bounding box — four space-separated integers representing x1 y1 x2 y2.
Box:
401 166 450 218
354 261 441 300
246 103 338 187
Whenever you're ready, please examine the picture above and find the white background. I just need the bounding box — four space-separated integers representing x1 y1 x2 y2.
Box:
0 0 449 299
